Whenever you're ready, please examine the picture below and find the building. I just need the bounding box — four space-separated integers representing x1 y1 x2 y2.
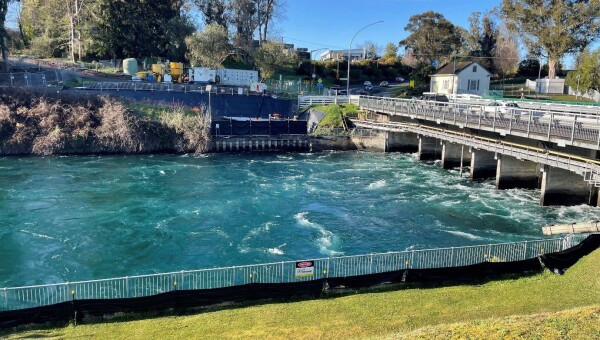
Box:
430 61 491 96
320 48 366 62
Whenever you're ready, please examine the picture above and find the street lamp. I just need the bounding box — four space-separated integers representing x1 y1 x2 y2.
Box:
310 48 328 94
576 73 581 100
346 20 384 95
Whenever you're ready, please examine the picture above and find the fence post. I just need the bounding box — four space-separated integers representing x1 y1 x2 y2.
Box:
125 276 129 298
522 241 527 260
232 266 236 286
326 257 330 278
3 287 6 311
281 261 285 283
369 254 373 274
410 250 415 269
450 247 454 267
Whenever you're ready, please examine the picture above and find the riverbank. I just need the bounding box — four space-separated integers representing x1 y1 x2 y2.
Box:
4 247 599 339
0 88 211 155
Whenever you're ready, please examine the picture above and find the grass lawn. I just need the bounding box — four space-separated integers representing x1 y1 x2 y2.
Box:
3 247 600 339
311 104 358 135
126 101 199 119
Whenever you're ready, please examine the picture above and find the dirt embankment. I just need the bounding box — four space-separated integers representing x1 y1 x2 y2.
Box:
0 88 211 156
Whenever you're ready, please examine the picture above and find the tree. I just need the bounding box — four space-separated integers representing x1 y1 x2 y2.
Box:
185 23 232 68
193 0 228 29
64 0 84 62
254 40 297 79
399 11 462 65
0 0 11 70
566 49 600 94
20 0 69 58
501 0 600 79
517 58 545 78
381 42 398 64
493 24 520 78
92 0 193 59
229 0 257 61
461 12 498 71
359 40 381 59
256 0 283 42
401 50 419 68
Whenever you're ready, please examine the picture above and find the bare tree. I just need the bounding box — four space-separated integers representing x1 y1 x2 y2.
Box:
493 24 520 78
256 0 284 42
65 0 84 63
401 50 419 68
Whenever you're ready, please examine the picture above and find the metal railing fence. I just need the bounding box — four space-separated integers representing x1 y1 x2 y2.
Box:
0 234 588 312
0 71 61 88
358 96 600 149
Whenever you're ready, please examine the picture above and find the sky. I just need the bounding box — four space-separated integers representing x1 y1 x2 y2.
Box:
281 0 503 57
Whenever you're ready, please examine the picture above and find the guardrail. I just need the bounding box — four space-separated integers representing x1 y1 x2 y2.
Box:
298 95 350 109
0 234 587 312
353 120 600 186
358 96 600 149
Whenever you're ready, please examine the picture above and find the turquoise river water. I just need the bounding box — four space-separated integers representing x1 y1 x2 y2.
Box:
1 152 599 287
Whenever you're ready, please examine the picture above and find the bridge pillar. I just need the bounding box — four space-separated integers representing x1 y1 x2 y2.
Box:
385 132 419 152
441 142 470 169
495 155 540 190
540 165 594 206
418 136 441 161
470 149 496 180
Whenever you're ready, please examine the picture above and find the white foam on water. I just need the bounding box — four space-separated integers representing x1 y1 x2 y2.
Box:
159 170 166 175
442 229 485 240
294 212 343 256
440 200 462 207
367 179 387 190
267 243 286 255
20 229 55 240
267 248 283 255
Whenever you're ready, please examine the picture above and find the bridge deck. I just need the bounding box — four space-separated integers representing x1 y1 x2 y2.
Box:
358 96 600 150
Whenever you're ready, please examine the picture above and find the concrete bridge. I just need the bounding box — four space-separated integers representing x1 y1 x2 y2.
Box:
355 96 600 206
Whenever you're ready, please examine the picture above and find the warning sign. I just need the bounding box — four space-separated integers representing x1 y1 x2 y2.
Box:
295 261 315 278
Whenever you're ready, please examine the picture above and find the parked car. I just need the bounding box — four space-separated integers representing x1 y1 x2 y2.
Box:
364 81 372 86
395 76 405 82
355 89 369 95
365 85 373 91
380 81 389 87
338 89 348 95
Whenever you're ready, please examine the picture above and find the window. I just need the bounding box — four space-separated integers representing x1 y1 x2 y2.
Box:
472 65 477 72
442 79 449 90
468 80 480 92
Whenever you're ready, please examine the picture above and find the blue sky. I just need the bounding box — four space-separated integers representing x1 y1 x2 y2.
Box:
281 0 503 55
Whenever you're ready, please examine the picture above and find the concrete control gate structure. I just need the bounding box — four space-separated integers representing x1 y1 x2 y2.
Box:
355 96 600 206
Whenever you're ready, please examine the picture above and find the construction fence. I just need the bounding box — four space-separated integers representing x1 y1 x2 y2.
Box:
1 233 598 329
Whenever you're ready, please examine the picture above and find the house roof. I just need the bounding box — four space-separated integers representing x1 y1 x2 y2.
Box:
432 61 489 76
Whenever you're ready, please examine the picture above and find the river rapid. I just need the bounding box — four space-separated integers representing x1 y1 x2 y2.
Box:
1 152 598 287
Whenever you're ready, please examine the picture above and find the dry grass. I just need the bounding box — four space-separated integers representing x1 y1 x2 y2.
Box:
0 88 211 155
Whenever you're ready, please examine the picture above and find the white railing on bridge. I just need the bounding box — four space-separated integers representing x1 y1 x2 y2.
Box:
354 120 600 186
358 96 600 149
298 95 349 109
0 234 588 312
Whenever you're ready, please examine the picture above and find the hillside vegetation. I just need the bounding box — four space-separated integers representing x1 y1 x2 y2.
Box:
3 248 600 339
0 89 211 155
